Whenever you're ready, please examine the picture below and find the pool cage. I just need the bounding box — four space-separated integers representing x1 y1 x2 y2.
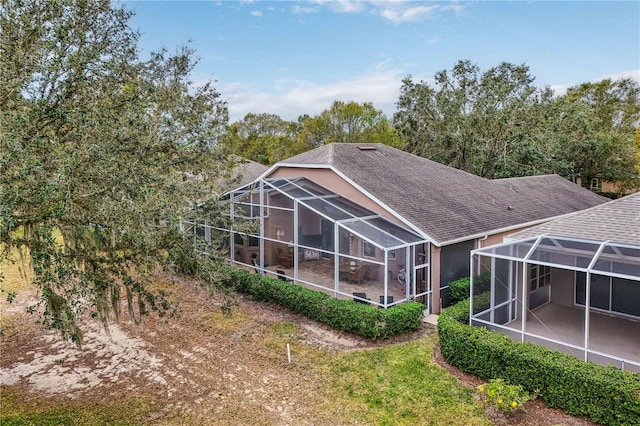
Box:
187 177 431 310
471 234 640 371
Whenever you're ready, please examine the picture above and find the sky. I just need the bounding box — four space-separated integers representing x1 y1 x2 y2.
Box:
124 0 640 123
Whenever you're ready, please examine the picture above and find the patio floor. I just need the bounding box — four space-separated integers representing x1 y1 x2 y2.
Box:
261 258 409 306
504 303 640 372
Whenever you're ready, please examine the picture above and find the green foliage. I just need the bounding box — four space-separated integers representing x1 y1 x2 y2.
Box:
635 126 640 176
298 101 403 148
394 60 640 191
221 113 307 165
218 265 424 339
476 378 536 414
394 60 557 179
0 0 232 345
554 79 640 193
438 300 640 426
448 273 490 304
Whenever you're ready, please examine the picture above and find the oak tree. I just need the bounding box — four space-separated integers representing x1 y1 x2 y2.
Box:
394 60 556 178
298 101 402 148
0 0 232 344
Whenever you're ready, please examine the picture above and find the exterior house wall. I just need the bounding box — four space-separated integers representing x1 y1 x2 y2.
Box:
551 267 575 307
574 177 639 195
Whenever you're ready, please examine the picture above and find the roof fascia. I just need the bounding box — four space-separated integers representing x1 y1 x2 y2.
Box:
222 163 292 197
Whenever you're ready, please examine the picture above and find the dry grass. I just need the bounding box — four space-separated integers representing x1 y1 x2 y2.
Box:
0 269 492 425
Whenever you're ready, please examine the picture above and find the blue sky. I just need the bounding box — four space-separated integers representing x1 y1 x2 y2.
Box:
124 1 640 122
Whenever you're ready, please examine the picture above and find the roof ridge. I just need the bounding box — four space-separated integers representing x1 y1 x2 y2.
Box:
495 174 559 181
327 143 335 164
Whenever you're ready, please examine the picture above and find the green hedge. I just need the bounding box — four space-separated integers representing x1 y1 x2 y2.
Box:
438 299 640 426
448 272 491 305
221 266 424 339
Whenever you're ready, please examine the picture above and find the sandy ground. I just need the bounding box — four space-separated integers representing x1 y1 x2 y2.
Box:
0 275 597 425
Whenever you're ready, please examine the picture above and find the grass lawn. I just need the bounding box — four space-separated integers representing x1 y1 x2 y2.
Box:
321 335 490 426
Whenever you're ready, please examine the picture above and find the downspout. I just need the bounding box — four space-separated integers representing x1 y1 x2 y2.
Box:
469 252 474 325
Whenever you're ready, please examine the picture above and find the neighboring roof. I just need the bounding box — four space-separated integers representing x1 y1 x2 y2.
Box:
276 143 608 245
508 191 640 246
222 159 269 191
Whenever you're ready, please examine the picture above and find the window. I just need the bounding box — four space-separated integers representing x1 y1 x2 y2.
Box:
590 177 602 191
529 263 550 291
363 241 376 258
388 249 396 260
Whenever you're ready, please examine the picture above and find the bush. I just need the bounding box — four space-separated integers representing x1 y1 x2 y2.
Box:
476 378 537 414
218 264 424 339
438 299 640 426
449 272 491 304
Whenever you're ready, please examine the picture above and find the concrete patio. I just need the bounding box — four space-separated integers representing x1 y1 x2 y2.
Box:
503 303 640 372
264 258 409 306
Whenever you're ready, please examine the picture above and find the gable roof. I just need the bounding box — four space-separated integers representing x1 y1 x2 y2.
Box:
507 191 640 245
235 159 269 187
221 158 269 192
277 143 608 245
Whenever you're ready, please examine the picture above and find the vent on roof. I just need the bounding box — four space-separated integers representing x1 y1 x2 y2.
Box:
358 146 377 151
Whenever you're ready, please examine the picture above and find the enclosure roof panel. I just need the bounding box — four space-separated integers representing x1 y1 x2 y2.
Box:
255 177 427 248
475 234 640 281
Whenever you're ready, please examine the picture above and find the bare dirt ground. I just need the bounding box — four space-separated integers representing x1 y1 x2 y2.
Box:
1 274 598 425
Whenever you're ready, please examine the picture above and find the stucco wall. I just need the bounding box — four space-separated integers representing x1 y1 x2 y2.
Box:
551 268 575 307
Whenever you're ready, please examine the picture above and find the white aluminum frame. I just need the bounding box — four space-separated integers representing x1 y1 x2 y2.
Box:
470 233 640 371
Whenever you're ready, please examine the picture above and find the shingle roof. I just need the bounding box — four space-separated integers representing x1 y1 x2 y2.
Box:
279 143 608 245
508 191 640 245
222 159 269 191
236 159 269 187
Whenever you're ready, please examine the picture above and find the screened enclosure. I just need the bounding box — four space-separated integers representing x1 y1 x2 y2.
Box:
471 234 640 371
189 177 431 309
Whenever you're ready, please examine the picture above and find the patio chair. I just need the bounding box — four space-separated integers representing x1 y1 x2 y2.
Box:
276 247 293 268
276 269 292 282
352 292 370 305
379 295 394 305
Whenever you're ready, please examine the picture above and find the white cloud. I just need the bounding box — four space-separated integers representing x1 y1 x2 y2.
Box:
309 0 366 14
221 70 407 122
599 69 640 83
426 36 440 45
550 69 640 96
298 0 465 23
250 10 262 17
378 5 439 23
291 5 319 14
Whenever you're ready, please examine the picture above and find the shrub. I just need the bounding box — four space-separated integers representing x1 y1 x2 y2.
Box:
438 299 640 426
217 264 424 340
476 378 537 414
449 272 491 304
